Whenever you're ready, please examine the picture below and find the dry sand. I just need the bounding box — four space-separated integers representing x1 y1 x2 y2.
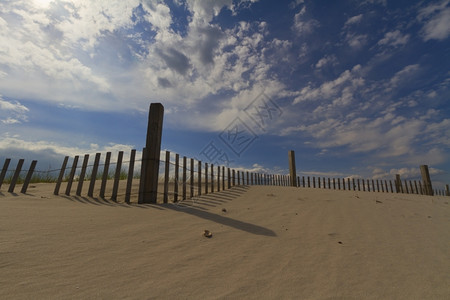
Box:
1 183 449 299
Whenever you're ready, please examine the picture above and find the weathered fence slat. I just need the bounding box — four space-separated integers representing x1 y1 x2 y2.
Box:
21 160 37 194
54 156 69 195
210 164 214 193
125 149 136 204
198 161 202 196
100 152 111 199
190 158 194 198
0 158 11 189
65 156 79 196
8 159 24 193
111 151 123 202
205 163 208 194
222 166 225 190
76 154 89 196
174 154 179 202
163 151 170 203
88 153 101 197
182 156 187 200
217 165 221 192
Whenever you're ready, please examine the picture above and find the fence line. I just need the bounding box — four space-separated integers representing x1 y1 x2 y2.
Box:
1 152 450 200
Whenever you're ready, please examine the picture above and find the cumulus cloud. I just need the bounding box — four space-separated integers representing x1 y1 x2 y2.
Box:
292 7 319 35
0 0 287 123
185 0 234 25
156 48 191 75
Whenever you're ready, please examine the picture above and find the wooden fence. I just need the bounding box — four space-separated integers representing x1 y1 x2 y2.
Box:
1 153 449 201
0 158 38 194
1 103 449 200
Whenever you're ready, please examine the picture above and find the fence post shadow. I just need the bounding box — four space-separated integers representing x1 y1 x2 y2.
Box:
164 186 276 237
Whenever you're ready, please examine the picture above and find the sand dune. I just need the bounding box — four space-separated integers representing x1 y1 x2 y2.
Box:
1 183 449 299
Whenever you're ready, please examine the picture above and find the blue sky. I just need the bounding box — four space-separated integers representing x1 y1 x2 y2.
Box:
0 0 449 187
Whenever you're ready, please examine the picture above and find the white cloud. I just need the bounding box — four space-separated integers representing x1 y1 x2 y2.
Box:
293 64 363 104
55 0 139 50
388 64 420 88
302 170 346 177
346 33 367 48
0 96 29 124
142 2 172 31
315 54 337 69
185 0 234 25
0 134 138 169
377 30 410 47
361 0 387 6
418 0 450 41
292 7 319 35
344 14 363 26
289 0 304 9
0 1 114 107
372 166 444 180
283 105 450 166
0 0 286 123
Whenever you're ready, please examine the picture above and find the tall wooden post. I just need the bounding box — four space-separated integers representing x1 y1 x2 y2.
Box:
445 184 449 196
139 103 164 204
420 165 433 196
288 150 297 187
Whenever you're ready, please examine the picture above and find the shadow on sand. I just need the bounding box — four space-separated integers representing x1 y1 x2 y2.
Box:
57 185 276 236
165 186 277 237
60 195 165 210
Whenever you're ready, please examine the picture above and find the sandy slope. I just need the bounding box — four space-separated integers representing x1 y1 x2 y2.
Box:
1 184 449 299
